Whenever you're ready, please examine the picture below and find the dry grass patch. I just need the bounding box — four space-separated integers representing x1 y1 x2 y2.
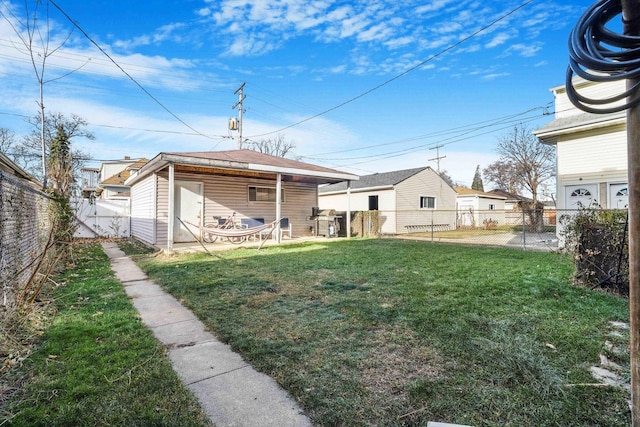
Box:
361 326 444 399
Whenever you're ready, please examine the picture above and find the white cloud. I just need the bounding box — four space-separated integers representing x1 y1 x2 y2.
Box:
481 72 510 80
385 36 414 49
506 42 542 58
485 32 512 48
416 0 458 14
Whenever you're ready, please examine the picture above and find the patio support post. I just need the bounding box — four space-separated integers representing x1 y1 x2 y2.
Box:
622 1 640 424
347 180 352 238
167 162 175 253
276 172 282 243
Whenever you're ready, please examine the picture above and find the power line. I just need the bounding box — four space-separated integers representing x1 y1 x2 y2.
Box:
49 0 217 141
305 105 550 157
303 114 543 166
246 0 536 139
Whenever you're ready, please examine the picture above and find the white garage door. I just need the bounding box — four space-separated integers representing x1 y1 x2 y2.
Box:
609 183 629 209
565 184 598 210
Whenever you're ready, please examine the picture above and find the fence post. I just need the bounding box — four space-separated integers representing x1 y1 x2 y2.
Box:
522 208 527 250
431 211 434 242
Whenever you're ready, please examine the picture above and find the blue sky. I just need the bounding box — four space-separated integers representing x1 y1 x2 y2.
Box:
0 0 592 187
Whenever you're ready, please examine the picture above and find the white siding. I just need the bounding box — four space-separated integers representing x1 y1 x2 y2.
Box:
395 169 457 233
556 125 627 176
130 174 156 244
554 80 627 119
555 123 627 209
318 169 457 234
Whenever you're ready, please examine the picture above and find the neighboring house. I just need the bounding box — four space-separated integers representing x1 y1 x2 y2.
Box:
79 167 99 198
455 187 507 227
534 78 628 211
487 189 532 210
124 149 358 251
318 167 458 234
96 157 148 199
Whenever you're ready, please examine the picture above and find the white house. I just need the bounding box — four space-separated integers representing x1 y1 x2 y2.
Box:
534 79 628 211
454 187 507 227
318 167 458 234
96 157 148 199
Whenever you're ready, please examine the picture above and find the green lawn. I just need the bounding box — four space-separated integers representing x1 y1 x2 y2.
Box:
134 238 631 426
2 244 212 427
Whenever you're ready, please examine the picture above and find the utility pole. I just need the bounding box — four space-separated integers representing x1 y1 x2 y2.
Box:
428 144 446 172
233 82 246 149
622 1 640 424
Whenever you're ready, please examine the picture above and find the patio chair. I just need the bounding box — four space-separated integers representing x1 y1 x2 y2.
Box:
241 218 264 241
259 218 292 241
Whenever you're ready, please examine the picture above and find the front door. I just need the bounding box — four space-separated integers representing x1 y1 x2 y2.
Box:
174 181 202 242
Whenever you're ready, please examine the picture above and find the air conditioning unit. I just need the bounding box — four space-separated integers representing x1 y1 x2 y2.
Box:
229 117 238 130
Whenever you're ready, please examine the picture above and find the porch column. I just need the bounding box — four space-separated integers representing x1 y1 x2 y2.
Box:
276 173 282 243
346 180 352 238
167 162 175 253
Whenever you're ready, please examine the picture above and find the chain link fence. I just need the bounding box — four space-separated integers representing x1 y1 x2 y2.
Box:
338 208 560 251
0 168 52 310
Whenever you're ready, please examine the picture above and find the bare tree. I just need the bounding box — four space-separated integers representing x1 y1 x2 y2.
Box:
493 124 555 204
245 134 296 158
0 1 83 188
438 169 456 187
483 160 523 194
0 127 16 152
15 112 93 183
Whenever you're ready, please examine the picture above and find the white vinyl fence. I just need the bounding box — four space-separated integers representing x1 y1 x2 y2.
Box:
73 198 130 238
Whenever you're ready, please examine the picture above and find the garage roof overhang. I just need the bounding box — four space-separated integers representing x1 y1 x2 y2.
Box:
125 151 359 186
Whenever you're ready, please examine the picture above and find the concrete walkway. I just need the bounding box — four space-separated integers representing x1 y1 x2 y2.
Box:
101 242 312 427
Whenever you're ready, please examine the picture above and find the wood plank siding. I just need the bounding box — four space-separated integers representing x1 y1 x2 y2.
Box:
130 173 156 244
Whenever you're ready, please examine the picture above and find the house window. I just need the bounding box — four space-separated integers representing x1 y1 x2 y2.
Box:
570 188 592 197
488 204 496 210
368 195 379 210
248 186 284 203
419 196 436 209
616 188 628 197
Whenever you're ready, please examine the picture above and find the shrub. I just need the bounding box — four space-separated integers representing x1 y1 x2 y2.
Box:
561 207 628 295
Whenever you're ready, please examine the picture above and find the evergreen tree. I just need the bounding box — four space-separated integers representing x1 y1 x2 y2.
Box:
48 125 75 252
471 165 484 192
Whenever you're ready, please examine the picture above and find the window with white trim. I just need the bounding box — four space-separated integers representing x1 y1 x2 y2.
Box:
419 196 436 209
570 188 592 197
248 186 285 203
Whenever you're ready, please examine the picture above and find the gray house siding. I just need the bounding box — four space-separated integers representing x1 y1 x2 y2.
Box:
143 171 317 246
394 169 457 233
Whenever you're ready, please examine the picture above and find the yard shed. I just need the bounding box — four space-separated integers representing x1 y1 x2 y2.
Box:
455 187 507 228
125 150 358 251
318 167 457 234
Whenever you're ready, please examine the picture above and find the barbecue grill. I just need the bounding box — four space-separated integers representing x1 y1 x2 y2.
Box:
311 208 340 237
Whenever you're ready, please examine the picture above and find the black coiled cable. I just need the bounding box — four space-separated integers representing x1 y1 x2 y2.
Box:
567 0 640 113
